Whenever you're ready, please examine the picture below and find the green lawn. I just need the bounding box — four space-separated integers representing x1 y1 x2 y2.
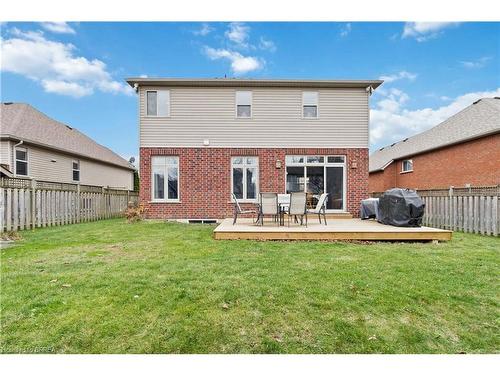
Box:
1 219 498 354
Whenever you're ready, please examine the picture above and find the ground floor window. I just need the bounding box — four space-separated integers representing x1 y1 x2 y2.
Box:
15 147 28 176
285 155 346 210
231 157 258 201
152 156 179 201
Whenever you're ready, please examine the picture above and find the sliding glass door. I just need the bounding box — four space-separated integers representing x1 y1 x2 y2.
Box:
285 155 346 211
326 166 344 210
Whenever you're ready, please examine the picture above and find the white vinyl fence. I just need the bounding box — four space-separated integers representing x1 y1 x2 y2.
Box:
0 178 138 233
373 186 499 236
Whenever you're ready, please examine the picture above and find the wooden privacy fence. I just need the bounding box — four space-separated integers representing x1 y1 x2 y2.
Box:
372 186 499 236
0 178 139 233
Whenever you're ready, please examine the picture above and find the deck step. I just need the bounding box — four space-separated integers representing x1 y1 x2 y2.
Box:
324 212 353 219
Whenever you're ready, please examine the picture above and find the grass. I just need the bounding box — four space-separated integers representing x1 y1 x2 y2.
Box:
0 218 499 354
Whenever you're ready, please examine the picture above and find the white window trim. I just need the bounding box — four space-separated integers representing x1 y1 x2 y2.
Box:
72 160 80 182
284 155 346 212
14 146 29 177
231 157 259 202
235 90 253 119
401 159 413 173
285 155 345 166
151 156 180 203
302 91 319 119
146 89 171 118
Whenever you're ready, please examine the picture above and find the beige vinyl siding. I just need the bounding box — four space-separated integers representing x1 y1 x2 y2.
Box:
0 140 12 167
139 86 369 148
20 144 133 189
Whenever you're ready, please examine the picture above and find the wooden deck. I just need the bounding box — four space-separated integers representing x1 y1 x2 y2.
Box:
213 218 452 241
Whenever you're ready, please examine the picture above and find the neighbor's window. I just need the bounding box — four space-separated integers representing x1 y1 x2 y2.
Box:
302 91 318 118
15 147 28 176
232 157 258 201
152 156 179 201
402 159 413 172
236 91 252 118
146 90 170 116
72 160 80 181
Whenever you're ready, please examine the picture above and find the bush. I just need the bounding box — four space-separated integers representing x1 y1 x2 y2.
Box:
124 202 147 223
1 231 22 241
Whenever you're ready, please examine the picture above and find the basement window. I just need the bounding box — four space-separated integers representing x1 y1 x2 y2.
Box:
402 159 413 173
188 219 217 224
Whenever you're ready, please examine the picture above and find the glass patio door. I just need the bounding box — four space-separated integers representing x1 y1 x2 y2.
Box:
325 166 344 211
285 155 346 212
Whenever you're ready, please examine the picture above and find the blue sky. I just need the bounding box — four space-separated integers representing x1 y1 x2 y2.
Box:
1 22 499 160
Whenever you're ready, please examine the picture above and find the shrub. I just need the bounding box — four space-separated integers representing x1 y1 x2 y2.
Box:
1 231 22 241
124 201 147 223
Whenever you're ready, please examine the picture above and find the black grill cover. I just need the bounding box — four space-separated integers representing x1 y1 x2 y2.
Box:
377 188 425 227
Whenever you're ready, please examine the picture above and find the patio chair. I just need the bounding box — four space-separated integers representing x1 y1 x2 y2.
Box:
232 193 258 225
306 193 328 225
258 192 279 226
287 192 307 227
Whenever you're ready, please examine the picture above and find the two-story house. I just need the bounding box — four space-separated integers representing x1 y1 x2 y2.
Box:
0 103 135 190
369 97 500 192
127 78 382 220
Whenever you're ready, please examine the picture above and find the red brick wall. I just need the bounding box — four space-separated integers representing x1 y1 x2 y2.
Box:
140 147 368 219
369 163 397 193
368 134 500 192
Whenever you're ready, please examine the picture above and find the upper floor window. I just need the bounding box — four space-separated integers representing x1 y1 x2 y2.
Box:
147 90 170 117
236 91 252 118
72 160 80 182
231 157 258 201
402 159 413 172
15 147 28 176
302 91 318 118
152 156 179 201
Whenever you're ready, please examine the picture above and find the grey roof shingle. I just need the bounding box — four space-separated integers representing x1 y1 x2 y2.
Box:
369 98 500 172
0 103 133 170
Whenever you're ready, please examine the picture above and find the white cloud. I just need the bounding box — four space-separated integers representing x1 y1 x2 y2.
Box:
40 22 75 34
202 22 273 75
402 22 460 42
340 23 352 37
41 80 92 98
376 88 410 113
193 23 214 36
1 28 133 98
225 22 250 48
379 71 417 83
460 56 492 69
259 37 276 52
370 87 500 148
204 47 262 75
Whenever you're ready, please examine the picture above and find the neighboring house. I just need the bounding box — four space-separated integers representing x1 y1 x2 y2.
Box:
0 103 135 190
369 97 500 193
126 77 382 220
